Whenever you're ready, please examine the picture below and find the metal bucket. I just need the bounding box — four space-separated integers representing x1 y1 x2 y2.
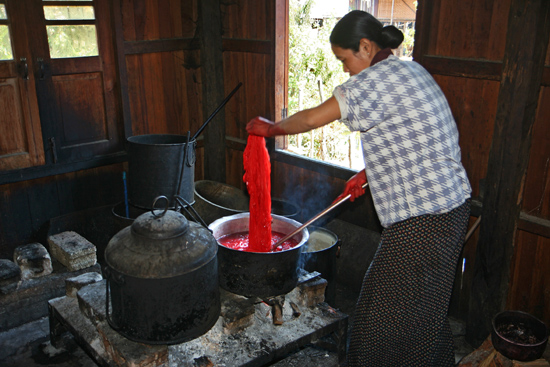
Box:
193 180 300 225
300 227 340 304
209 213 309 298
127 134 196 209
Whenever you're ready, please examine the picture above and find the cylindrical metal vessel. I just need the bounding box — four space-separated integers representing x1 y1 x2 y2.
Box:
209 213 308 298
127 134 196 209
300 226 339 304
104 209 220 344
193 180 300 225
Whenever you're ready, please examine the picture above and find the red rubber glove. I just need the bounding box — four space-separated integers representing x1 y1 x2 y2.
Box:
246 116 286 137
334 170 367 203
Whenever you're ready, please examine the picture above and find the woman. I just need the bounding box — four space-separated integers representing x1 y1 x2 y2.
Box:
247 10 471 367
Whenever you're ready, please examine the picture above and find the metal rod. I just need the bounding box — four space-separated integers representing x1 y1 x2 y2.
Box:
272 182 369 250
176 130 191 202
191 82 243 140
464 215 482 243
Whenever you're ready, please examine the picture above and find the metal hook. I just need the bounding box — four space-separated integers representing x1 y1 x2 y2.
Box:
151 196 169 218
174 195 211 231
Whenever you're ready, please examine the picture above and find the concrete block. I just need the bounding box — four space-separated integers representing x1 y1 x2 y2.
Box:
66 272 103 298
48 231 97 271
13 243 53 280
0 259 21 294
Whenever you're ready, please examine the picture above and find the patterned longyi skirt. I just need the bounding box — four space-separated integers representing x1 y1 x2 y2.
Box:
347 199 470 367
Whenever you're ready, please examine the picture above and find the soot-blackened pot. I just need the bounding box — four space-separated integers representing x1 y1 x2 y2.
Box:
209 213 308 299
104 208 220 344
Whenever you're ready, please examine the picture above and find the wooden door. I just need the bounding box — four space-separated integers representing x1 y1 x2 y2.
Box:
0 0 45 170
27 0 121 164
0 0 121 171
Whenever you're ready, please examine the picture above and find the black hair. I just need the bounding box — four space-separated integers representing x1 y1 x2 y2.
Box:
329 10 404 51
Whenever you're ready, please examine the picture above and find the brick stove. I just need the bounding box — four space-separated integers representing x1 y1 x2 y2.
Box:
48 270 348 367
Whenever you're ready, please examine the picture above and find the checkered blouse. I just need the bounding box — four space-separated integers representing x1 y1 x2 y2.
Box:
333 55 471 228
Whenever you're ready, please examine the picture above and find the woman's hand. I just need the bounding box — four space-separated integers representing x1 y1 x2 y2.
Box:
335 170 367 203
246 116 275 137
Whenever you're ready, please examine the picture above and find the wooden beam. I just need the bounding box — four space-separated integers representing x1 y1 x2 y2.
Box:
111 0 133 138
198 0 226 183
466 0 550 347
422 56 502 81
124 38 199 55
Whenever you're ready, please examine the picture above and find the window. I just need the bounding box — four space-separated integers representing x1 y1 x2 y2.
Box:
42 0 99 58
0 2 13 60
281 0 417 170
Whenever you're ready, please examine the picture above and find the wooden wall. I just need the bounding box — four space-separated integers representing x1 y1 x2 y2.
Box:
1 0 549 349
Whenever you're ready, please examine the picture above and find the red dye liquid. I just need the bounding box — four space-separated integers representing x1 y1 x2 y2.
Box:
243 135 272 252
218 231 299 253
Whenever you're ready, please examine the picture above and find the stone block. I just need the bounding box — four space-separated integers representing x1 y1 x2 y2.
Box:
48 231 97 271
0 259 21 294
220 289 256 333
13 243 53 280
66 272 103 298
296 277 327 307
76 280 107 325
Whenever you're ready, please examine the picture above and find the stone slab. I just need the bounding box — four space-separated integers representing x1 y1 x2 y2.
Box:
48 231 97 272
0 263 101 331
50 278 348 367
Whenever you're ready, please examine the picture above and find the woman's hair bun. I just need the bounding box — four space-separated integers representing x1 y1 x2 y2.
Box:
379 25 404 49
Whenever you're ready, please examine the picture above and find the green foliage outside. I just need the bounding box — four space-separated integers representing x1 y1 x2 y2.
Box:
0 25 13 60
0 4 98 61
287 0 364 169
287 1 416 169
47 25 98 59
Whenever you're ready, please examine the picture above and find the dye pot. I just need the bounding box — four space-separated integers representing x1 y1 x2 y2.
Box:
127 134 196 210
300 226 340 304
104 209 220 344
209 213 309 298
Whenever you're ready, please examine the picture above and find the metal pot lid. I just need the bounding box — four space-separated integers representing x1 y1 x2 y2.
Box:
105 209 218 278
131 209 189 240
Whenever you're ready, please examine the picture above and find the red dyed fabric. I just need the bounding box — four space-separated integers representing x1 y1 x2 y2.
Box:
243 135 272 252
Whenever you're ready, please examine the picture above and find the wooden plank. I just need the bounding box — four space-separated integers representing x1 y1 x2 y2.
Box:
112 0 133 138
467 0 550 347
222 39 271 54
0 152 127 185
274 0 288 150
423 56 502 81
506 230 550 328
123 38 199 55
198 0 226 182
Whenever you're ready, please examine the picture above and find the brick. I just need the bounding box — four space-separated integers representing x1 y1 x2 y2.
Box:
65 272 103 298
48 231 97 271
13 243 53 280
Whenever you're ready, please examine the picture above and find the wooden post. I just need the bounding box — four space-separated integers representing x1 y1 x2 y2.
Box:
466 0 550 347
198 0 226 182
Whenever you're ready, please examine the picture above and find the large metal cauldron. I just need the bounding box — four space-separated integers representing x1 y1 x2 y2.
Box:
193 180 300 225
127 134 196 209
104 208 220 344
209 213 308 298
